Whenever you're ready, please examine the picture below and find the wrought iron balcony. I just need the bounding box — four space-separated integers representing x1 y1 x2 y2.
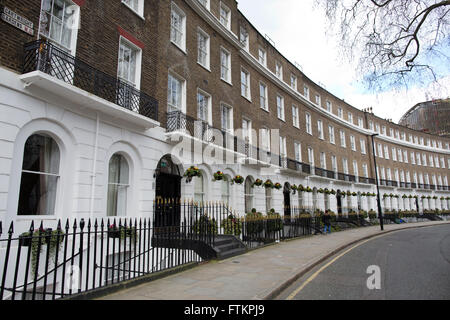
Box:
166 111 315 175
358 176 370 184
337 173 356 182
22 40 158 123
314 167 326 177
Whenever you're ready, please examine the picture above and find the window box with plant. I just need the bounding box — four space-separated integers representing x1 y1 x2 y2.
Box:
232 175 244 185
213 171 225 181
291 184 298 194
107 224 138 240
19 227 66 278
264 179 274 189
252 179 263 187
184 166 202 183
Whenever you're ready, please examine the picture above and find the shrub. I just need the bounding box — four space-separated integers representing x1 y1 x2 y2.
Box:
265 212 283 233
222 215 242 236
191 214 218 235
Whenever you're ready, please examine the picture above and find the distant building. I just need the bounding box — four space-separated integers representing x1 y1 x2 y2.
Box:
399 99 450 138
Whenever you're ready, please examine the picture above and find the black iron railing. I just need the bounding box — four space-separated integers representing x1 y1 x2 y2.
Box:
166 111 314 173
0 201 221 301
23 40 158 122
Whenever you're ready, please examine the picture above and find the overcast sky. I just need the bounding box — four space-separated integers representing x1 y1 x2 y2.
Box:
237 0 450 123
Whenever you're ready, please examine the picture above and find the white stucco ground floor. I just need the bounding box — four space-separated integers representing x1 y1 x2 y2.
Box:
0 67 449 236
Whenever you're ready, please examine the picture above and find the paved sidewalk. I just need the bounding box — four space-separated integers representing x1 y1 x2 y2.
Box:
99 220 450 300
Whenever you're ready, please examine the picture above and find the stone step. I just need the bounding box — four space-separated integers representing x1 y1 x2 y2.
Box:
217 247 247 260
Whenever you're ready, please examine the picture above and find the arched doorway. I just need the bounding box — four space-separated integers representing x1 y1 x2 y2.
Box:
155 155 182 200
154 155 182 227
336 189 343 216
284 183 291 217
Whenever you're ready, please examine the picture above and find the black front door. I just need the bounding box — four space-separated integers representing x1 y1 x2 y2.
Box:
155 173 182 228
337 194 343 216
284 190 291 217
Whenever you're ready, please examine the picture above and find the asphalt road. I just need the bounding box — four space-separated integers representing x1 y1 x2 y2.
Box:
277 224 450 300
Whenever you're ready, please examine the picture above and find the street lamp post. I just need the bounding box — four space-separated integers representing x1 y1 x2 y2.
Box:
370 133 384 231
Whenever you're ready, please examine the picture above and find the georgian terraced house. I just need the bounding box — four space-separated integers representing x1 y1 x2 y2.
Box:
0 0 450 233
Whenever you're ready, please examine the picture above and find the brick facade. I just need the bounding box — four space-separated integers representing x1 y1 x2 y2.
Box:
0 0 449 205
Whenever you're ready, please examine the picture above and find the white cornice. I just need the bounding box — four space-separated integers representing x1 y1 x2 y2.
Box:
184 0 450 155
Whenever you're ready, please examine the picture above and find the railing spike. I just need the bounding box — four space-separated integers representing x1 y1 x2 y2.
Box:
8 221 14 235
57 220 62 230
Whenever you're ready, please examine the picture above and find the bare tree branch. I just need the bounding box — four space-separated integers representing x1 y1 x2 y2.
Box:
315 0 450 91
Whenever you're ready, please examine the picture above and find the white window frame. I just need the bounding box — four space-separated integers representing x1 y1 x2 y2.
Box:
340 130 346 148
329 125 335 144
275 61 283 79
240 25 249 50
220 47 232 84
221 103 234 133
242 118 252 144
259 82 268 111
360 139 366 155
219 1 231 30
353 160 359 177
318 120 324 140
261 127 271 152
308 147 315 166
320 152 327 169
343 158 349 174
197 88 212 125
326 101 332 113
170 2 186 52
197 27 210 70
167 71 186 113
39 0 81 55
117 36 142 89
306 113 312 135
303 85 310 100
292 105 300 128
290 74 297 90
350 135 356 151
122 0 145 18
258 47 267 66
240 67 251 100
315 94 321 107
294 142 302 162
277 94 285 121
197 0 210 10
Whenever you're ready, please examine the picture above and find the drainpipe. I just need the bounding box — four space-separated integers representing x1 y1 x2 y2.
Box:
90 113 100 219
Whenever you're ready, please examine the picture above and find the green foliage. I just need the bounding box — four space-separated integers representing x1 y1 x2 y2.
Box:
245 211 264 234
191 214 218 235
222 215 242 236
265 212 283 233
20 228 65 279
